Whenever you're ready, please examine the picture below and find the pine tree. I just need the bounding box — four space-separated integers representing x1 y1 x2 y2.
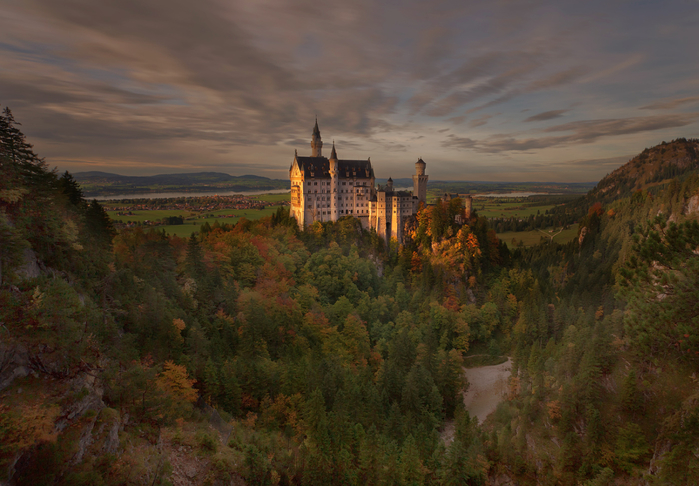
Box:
85 199 116 247
58 171 85 208
0 107 53 187
399 435 425 486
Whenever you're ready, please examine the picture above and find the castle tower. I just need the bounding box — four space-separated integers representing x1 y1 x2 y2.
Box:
386 177 394 192
311 118 323 157
413 158 428 204
329 141 339 222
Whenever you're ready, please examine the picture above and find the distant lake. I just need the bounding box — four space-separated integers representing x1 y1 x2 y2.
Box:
92 188 291 201
93 189 560 201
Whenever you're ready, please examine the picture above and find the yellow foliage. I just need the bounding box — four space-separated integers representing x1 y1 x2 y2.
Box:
156 360 197 404
0 400 60 455
0 187 29 203
172 318 186 343
508 376 520 400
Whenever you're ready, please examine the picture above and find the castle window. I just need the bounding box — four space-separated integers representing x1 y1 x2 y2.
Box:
314 182 317 185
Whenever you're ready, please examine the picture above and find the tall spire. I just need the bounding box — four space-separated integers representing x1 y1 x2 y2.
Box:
330 140 337 160
311 118 323 157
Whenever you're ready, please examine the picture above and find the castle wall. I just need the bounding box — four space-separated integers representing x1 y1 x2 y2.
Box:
290 123 429 244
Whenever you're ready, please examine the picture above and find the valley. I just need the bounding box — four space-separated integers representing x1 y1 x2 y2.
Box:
2 108 699 485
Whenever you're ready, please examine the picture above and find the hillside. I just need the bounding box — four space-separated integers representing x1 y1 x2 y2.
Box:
585 137 699 204
3 106 699 485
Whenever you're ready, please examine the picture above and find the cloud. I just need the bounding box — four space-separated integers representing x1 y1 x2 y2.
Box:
443 114 699 153
468 113 498 128
1 0 698 180
640 96 699 110
524 109 568 122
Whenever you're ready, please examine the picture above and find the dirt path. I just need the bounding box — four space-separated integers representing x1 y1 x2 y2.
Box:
462 357 512 424
441 358 512 443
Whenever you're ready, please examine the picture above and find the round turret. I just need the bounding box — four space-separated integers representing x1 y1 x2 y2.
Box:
415 158 426 176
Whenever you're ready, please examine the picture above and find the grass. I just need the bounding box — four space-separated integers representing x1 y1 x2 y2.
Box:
498 224 579 248
107 209 193 223
474 201 557 218
252 193 290 203
108 207 280 238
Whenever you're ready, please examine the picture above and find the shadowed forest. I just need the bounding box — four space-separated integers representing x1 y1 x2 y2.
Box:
2 107 699 485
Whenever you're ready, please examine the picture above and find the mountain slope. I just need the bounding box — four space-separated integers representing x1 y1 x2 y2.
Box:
586 137 699 204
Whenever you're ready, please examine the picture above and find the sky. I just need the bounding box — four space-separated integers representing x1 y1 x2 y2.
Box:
1 0 698 182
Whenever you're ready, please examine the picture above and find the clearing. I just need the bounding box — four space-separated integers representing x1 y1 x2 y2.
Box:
462 357 512 424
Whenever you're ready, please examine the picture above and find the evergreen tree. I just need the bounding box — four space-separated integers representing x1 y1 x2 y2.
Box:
59 171 85 208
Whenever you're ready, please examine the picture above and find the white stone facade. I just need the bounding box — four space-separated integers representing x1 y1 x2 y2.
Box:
289 121 428 243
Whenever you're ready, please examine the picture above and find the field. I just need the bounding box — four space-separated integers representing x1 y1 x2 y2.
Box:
472 199 558 218
106 194 285 238
498 225 579 248
108 207 280 237
253 193 290 203
105 192 579 243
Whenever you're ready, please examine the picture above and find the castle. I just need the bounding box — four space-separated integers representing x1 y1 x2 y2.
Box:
289 120 428 243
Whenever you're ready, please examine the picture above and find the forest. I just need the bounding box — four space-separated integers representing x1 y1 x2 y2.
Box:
1 106 699 486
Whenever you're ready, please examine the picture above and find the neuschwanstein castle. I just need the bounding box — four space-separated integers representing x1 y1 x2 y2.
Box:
289 120 428 243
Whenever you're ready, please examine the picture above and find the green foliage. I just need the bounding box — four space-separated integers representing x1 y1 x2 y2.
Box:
619 216 699 365
614 423 649 473
7 111 699 485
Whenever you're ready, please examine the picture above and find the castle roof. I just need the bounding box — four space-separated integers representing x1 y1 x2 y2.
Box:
295 156 374 179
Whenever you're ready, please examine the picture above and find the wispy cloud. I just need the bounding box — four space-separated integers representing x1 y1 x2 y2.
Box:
640 96 699 110
524 109 568 122
443 114 699 153
0 0 697 181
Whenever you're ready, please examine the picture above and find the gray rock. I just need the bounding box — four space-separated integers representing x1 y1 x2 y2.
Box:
0 366 28 392
16 248 41 279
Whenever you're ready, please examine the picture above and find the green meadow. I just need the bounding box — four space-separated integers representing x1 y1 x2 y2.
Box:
106 192 577 244
472 199 558 218
498 224 579 248
106 195 286 238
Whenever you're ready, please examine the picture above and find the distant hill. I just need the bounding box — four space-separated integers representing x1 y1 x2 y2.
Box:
76 170 598 199
73 171 289 197
585 137 699 204
375 179 595 195
74 171 274 184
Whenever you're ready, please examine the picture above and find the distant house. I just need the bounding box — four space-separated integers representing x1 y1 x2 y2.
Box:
442 193 473 224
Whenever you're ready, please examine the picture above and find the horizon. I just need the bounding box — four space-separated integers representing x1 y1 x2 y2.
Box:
71 168 599 185
2 0 698 182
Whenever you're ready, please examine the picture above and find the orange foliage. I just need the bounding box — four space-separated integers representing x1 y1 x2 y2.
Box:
259 393 304 435
0 400 60 456
410 251 422 273
156 361 197 404
588 202 604 217
546 400 562 421
172 318 186 343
